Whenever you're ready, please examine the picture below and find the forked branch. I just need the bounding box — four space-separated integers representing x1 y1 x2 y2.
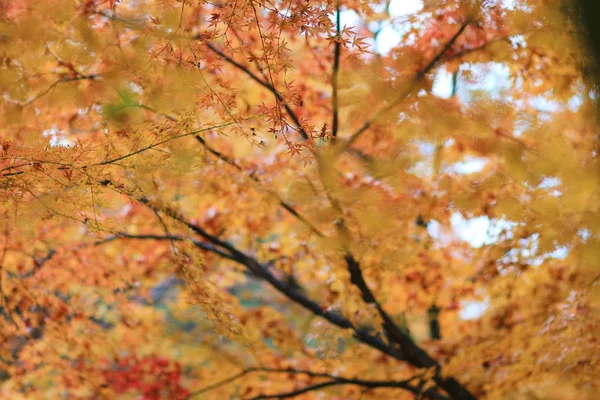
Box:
206 43 310 140
193 135 325 237
130 192 477 399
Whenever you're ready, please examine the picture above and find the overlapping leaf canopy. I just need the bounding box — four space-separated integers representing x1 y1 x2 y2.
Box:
0 0 599 399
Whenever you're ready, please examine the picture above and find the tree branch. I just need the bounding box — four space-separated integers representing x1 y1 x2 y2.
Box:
125 103 323 237
193 135 324 237
331 1 342 140
93 120 239 167
23 74 98 106
343 16 474 150
316 177 415 374
205 43 310 140
19 233 238 278
186 367 450 400
82 157 474 399
185 370 252 399
129 196 406 361
138 196 474 397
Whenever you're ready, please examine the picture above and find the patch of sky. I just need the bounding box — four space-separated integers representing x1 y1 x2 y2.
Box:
355 0 424 54
444 156 487 175
460 63 512 102
538 176 560 190
426 219 442 240
502 0 515 10
513 116 530 137
427 214 517 248
499 232 569 266
129 81 143 94
338 8 361 28
416 140 436 156
389 0 423 17
432 67 454 99
578 228 591 241
431 63 512 102
376 24 403 54
411 141 487 176
568 94 584 112
529 95 561 113
450 213 514 248
509 34 526 49
460 298 489 320
42 126 74 148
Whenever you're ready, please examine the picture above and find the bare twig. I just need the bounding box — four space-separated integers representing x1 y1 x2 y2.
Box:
23 75 97 106
331 1 342 139
93 120 239 166
185 370 252 398
185 367 450 400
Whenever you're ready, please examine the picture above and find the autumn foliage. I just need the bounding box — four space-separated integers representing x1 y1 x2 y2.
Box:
0 0 599 399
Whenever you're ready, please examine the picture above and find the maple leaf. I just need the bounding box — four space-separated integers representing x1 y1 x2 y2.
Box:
100 0 123 10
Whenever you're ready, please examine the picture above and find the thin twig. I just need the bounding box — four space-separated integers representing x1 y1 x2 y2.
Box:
331 1 342 139
193 135 324 237
185 370 252 398
185 367 449 400
23 75 97 106
93 120 239 166
206 43 310 140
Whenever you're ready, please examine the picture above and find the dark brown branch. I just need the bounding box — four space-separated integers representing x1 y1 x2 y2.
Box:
331 1 341 139
1 171 24 177
351 250 478 400
185 370 252 399
136 197 469 400
133 197 406 361
185 367 449 400
443 35 513 63
313 148 476 398
206 43 310 140
343 254 416 348
338 238 436 384
100 233 237 261
95 174 472 398
247 369 449 400
318 181 415 375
